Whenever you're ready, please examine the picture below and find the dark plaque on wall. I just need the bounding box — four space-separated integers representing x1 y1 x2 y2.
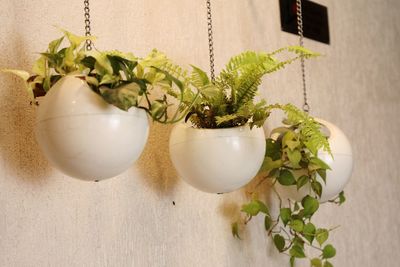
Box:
279 0 330 44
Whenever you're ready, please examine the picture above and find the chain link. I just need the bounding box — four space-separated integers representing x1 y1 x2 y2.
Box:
296 0 309 113
84 0 92 50
206 0 215 82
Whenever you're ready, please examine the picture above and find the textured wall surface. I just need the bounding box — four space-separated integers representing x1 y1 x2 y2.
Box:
0 0 399 266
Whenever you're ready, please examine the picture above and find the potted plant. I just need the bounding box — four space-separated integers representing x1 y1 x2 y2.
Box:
169 47 318 193
2 30 189 181
273 117 353 202
232 104 347 267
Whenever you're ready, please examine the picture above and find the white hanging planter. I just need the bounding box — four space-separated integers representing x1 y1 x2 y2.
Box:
275 119 353 202
169 123 266 193
35 76 149 181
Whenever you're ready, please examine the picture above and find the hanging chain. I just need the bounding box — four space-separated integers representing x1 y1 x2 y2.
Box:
84 0 92 50
296 0 309 113
206 0 215 82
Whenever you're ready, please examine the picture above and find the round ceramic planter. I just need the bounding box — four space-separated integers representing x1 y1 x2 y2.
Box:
169 123 266 193
35 75 149 181
275 119 353 202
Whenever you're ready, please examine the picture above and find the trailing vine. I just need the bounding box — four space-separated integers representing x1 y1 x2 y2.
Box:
232 105 345 267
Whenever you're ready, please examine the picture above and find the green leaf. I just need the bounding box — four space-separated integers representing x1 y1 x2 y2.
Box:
277 169 296 186
302 195 319 216
316 229 329 246
282 131 300 150
324 261 334 267
317 169 327 184
289 219 304 232
259 157 282 174
99 82 140 111
231 222 241 239
81 56 96 70
150 100 168 120
309 157 331 171
265 138 282 160
280 208 292 226
310 258 322 267
32 56 47 76
297 175 309 190
241 200 269 216
273 234 285 252
322 244 336 259
290 256 295 267
256 200 270 215
303 223 316 244
338 191 346 205
293 236 305 247
190 65 210 87
63 29 95 48
289 244 306 258
287 149 302 168
48 36 64 53
100 74 119 85
85 76 99 87
311 181 323 198
264 215 272 231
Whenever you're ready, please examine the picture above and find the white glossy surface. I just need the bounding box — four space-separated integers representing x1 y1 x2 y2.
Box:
275 119 353 202
35 76 149 181
169 123 266 193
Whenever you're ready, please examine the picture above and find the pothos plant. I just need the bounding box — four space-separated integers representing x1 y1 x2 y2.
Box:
2 30 191 123
168 47 318 129
232 104 346 267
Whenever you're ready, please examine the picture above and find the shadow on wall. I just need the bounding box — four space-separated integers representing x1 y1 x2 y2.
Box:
136 123 179 195
0 33 52 184
217 173 276 254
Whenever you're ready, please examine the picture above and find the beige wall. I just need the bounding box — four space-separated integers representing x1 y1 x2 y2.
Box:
1 0 399 266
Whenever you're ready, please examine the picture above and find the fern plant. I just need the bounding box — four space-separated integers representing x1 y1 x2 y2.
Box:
233 106 345 267
1 30 190 123
174 47 319 129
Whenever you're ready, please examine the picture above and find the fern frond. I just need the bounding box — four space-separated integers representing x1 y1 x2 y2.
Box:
190 65 210 89
224 51 269 73
234 64 265 107
269 103 331 156
161 62 189 83
215 114 240 126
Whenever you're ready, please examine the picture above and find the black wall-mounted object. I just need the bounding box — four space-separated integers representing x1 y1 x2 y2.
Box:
279 0 330 44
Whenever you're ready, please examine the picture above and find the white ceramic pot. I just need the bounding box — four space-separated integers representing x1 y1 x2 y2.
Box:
169 123 266 193
35 76 149 181
275 119 353 202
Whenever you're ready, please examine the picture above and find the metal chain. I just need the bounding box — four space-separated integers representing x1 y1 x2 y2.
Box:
84 0 92 50
296 0 309 113
206 0 215 82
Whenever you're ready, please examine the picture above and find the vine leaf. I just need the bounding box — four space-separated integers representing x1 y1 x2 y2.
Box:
277 169 296 186
302 195 319 216
273 234 285 252
289 244 306 258
316 229 329 246
322 244 336 259
231 222 241 239
311 258 323 267
280 208 292 226
303 223 316 244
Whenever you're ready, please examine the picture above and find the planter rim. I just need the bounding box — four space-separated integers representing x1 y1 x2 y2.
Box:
177 121 260 131
170 122 265 146
36 75 148 121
